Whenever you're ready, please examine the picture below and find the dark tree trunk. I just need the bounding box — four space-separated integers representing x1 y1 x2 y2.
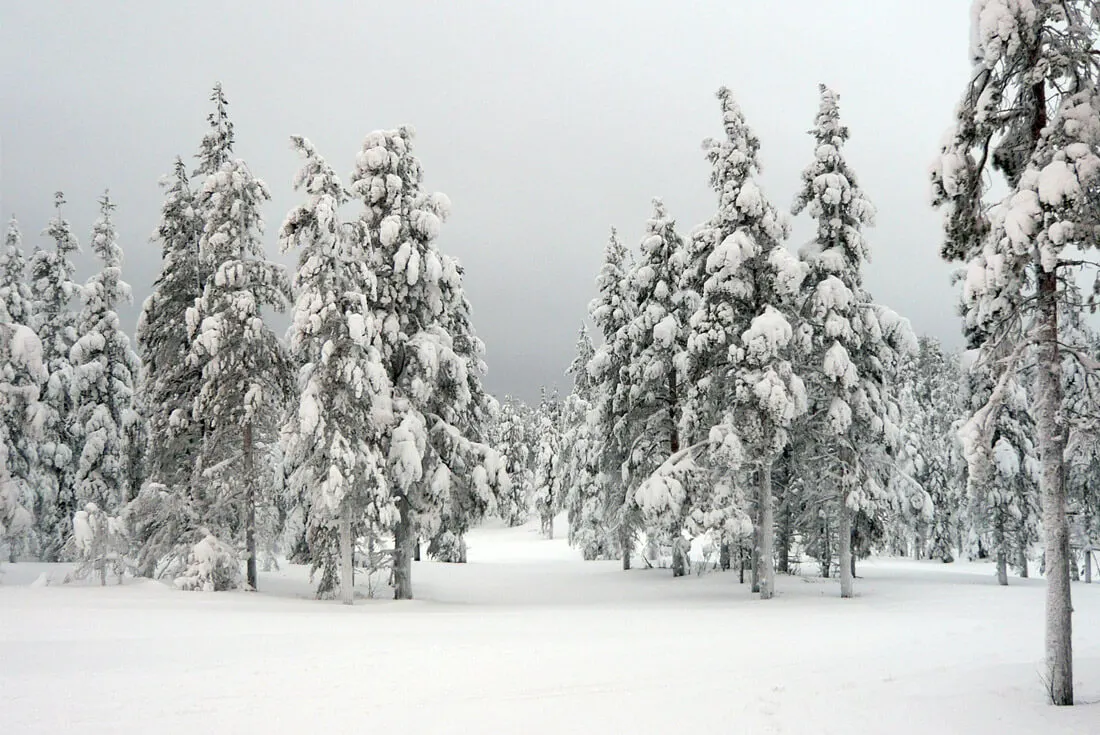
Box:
243 421 257 591
392 500 414 600
413 540 421 562
720 542 731 571
621 524 632 571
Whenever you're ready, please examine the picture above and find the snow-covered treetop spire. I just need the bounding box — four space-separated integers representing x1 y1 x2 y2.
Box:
195 82 235 177
91 192 123 271
566 322 595 398
793 84 876 282
589 227 631 343
44 191 79 260
709 87 762 191
0 217 31 325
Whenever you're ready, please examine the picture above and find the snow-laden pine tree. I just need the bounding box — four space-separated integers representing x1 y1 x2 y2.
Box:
892 337 959 560
959 343 1039 584
70 193 141 513
0 325 47 561
350 126 504 599
0 218 41 523
930 1 1100 703
280 136 392 603
562 325 609 559
1 218 33 327
531 387 563 539
792 85 913 597
494 396 534 527
28 192 80 560
586 227 637 567
616 199 695 572
187 136 292 592
136 158 204 501
1063 310 1100 572
666 87 806 598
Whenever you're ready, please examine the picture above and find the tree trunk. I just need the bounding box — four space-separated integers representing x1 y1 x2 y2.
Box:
413 539 421 562
671 537 688 577
243 421 257 592
719 542 731 571
776 496 791 575
750 481 761 593
850 549 856 580
392 500 414 600
738 544 745 584
339 510 353 606
1019 546 1029 579
759 460 776 599
621 524 632 571
838 498 853 598
1036 264 1073 705
995 514 1008 586
821 512 831 578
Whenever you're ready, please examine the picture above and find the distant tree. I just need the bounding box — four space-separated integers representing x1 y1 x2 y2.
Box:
531 387 563 539
494 396 535 527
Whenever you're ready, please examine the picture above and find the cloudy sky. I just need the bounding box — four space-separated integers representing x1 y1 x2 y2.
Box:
1 1 971 402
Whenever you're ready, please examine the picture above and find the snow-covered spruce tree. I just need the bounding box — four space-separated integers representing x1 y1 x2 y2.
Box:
0 325 47 561
959 341 1040 584
130 88 234 580
495 396 534 527
792 85 912 597
279 136 392 603
619 199 693 573
187 144 293 592
562 325 609 559
70 193 141 513
531 387 563 539
28 192 80 560
0 218 41 525
929 1 1100 704
136 157 204 505
669 87 806 598
1063 311 1100 573
892 337 958 560
350 126 504 599
1 218 33 327
586 227 637 567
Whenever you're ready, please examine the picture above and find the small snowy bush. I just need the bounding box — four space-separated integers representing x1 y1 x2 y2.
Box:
174 534 243 592
68 502 131 585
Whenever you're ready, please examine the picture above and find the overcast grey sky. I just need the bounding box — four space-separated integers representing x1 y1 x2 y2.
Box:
1 1 970 402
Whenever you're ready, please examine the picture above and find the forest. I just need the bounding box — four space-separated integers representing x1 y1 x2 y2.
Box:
1 0 1099 715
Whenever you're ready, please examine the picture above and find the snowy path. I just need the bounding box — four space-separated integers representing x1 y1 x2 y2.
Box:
2 519 1099 734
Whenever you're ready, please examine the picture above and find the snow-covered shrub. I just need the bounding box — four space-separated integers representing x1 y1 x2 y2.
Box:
68 502 131 585
174 534 243 592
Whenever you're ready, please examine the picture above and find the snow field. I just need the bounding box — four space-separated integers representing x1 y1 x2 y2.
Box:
2 516 1098 734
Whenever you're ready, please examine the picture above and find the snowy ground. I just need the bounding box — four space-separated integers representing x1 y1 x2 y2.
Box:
2 517 1099 734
